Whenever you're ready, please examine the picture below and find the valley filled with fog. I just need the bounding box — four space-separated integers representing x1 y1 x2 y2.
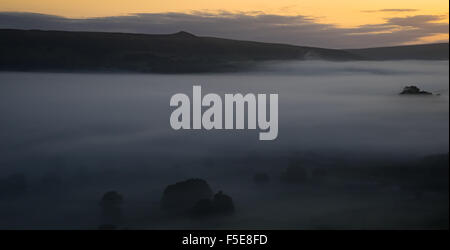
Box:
0 60 448 229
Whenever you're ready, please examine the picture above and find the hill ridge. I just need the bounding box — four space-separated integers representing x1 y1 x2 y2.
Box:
0 29 448 73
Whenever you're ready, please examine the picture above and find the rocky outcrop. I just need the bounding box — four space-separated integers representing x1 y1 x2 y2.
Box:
161 178 213 213
211 191 235 215
101 191 124 206
161 179 235 217
100 191 124 226
191 191 235 216
400 86 432 95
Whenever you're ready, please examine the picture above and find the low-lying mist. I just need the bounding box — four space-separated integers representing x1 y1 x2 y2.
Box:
0 60 448 229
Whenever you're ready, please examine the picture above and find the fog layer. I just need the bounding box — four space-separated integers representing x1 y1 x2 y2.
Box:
0 60 448 228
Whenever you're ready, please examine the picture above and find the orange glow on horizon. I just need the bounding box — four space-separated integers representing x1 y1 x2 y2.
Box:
0 0 448 44
0 1 447 25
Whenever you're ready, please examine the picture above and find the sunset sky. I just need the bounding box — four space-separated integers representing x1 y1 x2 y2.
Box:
0 0 448 48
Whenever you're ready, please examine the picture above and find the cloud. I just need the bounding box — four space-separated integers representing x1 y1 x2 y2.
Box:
387 15 448 30
363 9 418 13
0 11 448 49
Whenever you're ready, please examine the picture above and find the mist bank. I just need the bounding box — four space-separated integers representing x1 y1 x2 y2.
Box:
0 60 448 175
0 60 448 229
0 29 448 73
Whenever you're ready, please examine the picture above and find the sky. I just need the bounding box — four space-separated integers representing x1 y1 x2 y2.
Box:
0 0 448 48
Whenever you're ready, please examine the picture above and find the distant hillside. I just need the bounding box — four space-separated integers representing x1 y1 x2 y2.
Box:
0 29 359 73
0 29 448 73
346 43 449 60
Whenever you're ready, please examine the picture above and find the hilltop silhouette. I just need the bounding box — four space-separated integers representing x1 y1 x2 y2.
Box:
0 29 448 73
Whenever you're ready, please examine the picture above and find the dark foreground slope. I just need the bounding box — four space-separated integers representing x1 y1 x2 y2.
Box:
1 29 448 73
347 43 449 60
0 29 359 73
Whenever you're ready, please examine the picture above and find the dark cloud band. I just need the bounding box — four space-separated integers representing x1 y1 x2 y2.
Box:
363 9 418 13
